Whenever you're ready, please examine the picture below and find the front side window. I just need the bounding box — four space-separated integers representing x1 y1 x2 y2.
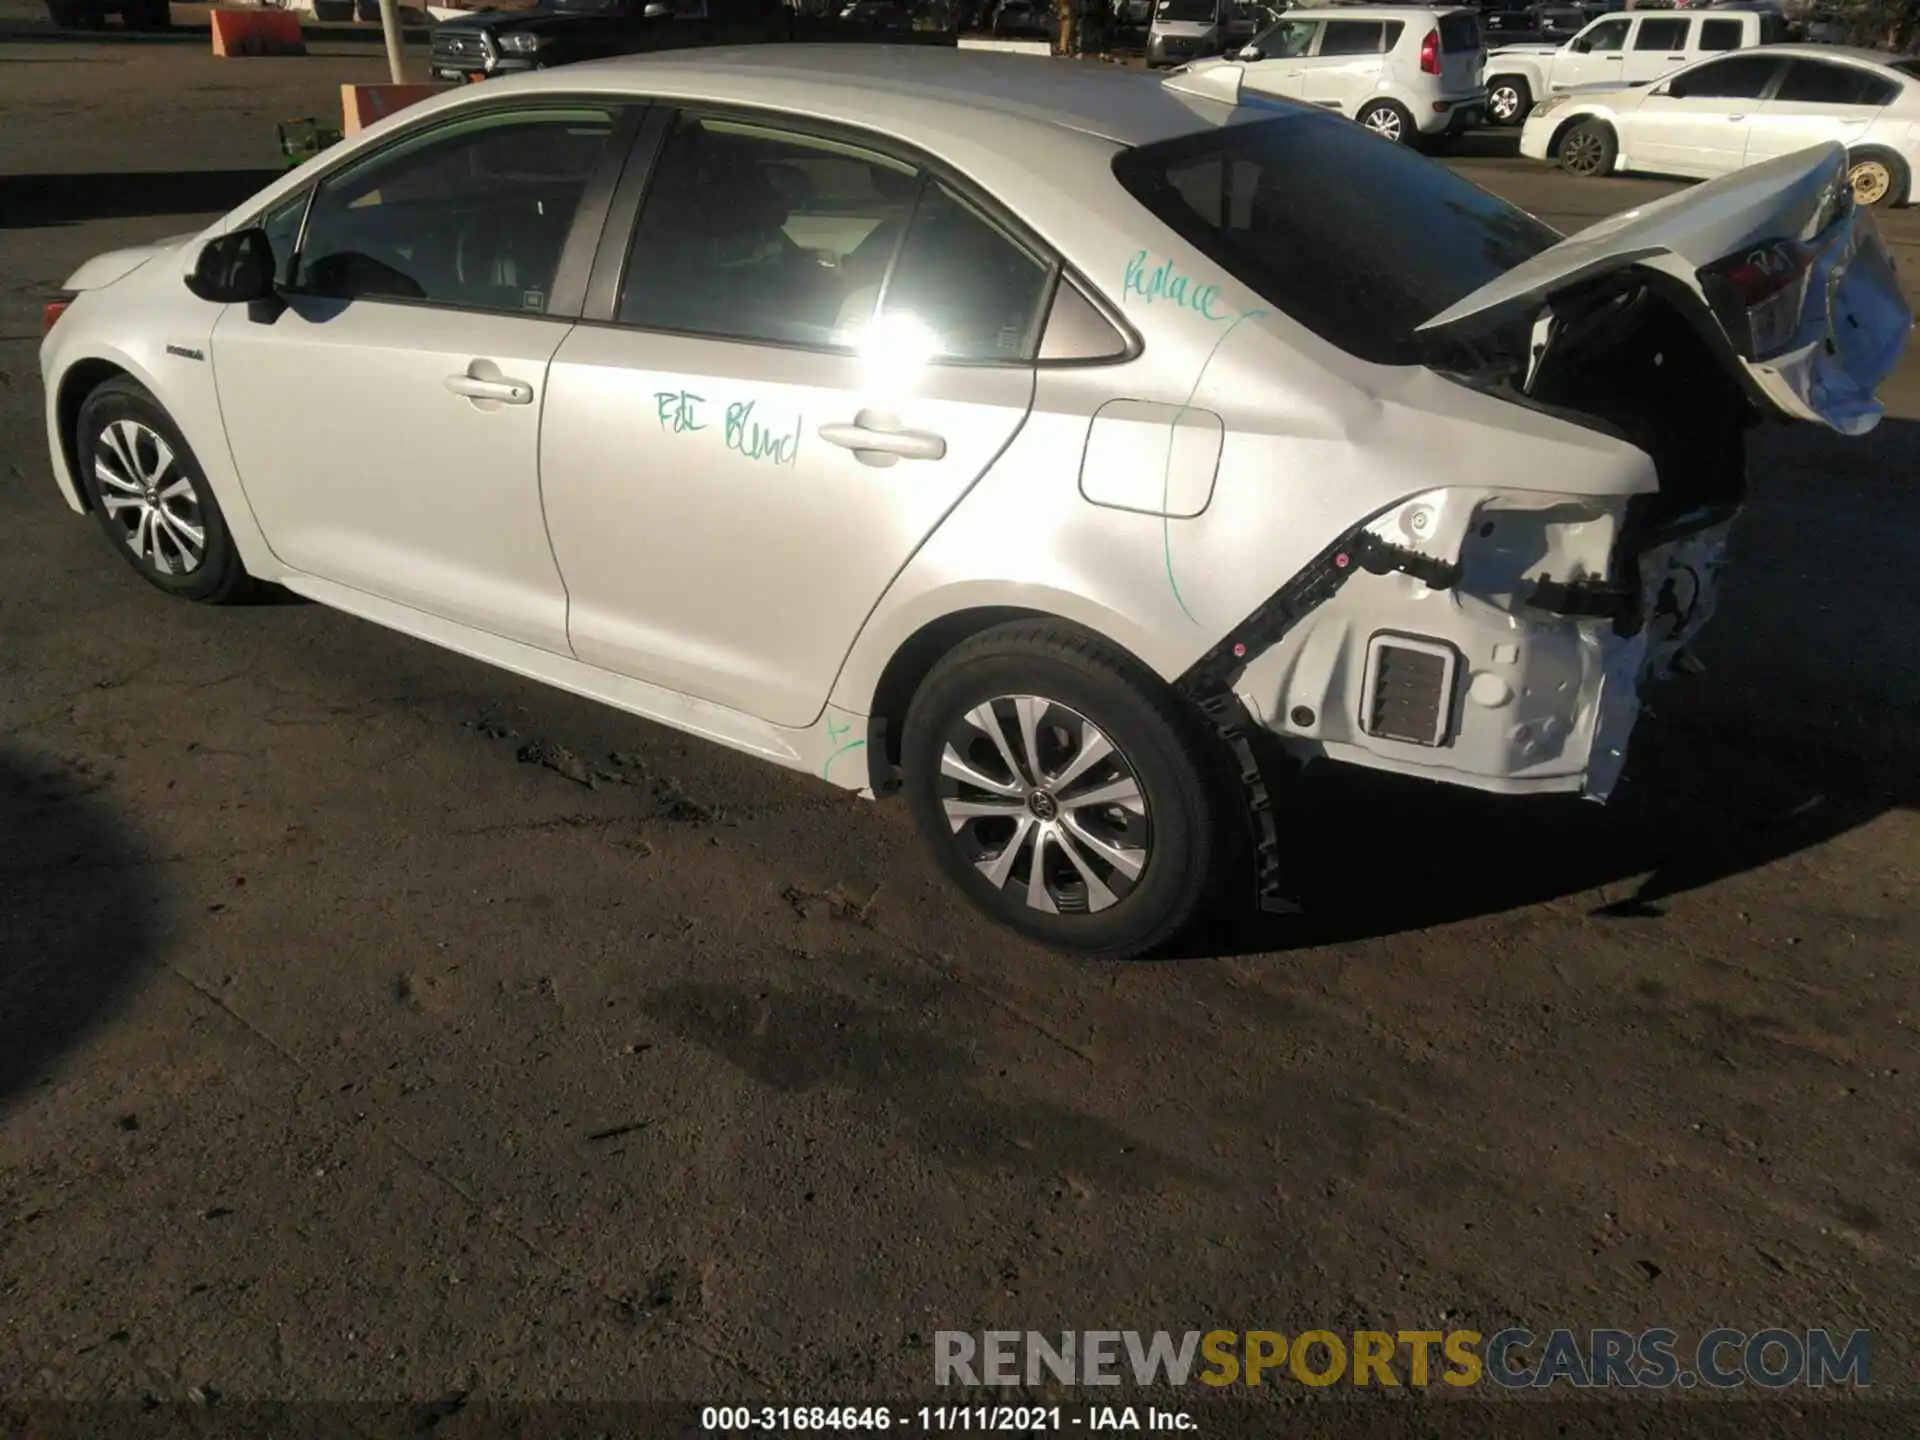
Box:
1579 17 1629 52
1113 112 1558 368
258 189 310 284
619 114 921 349
1671 52 1780 100
1318 20 1383 55
1774 60 1898 107
1633 17 1688 49
1257 18 1316 56
293 107 614 311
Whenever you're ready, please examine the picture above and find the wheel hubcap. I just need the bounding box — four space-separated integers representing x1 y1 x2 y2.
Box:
1850 161 1891 207
1364 109 1402 141
937 695 1151 917
1491 86 1519 121
93 418 205 576
1564 133 1601 174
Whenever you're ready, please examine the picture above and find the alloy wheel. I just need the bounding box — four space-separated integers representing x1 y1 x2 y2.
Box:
1489 84 1522 123
1362 107 1404 143
1561 129 1605 176
92 418 206 576
1849 159 1892 208
936 695 1151 916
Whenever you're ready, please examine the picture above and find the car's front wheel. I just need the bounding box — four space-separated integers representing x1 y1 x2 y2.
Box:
76 377 253 603
901 622 1240 959
1356 99 1415 145
1486 75 1531 127
1557 118 1617 179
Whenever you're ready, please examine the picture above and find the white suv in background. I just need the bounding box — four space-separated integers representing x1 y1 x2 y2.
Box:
1223 6 1489 145
1483 7 1785 126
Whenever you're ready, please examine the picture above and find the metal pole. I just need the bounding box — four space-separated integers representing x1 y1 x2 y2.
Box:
379 0 408 83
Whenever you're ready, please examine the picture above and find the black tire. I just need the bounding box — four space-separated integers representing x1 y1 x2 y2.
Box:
44 0 96 25
1355 99 1416 146
1557 118 1617 179
1487 75 1532 128
1846 147 1909 209
134 0 173 28
901 621 1241 959
76 377 254 603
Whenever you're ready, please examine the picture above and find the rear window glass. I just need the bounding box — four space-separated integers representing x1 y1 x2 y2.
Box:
1774 59 1898 106
1111 113 1558 368
1437 11 1479 50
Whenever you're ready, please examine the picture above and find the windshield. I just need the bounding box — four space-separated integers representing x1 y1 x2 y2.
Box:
1112 113 1560 367
1156 0 1217 22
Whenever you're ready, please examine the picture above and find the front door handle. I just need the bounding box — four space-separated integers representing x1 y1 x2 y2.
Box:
818 411 947 467
445 372 533 405
1727 114 1746 122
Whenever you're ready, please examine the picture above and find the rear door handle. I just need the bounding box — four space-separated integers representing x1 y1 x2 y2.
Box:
819 412 947 466
1728 114 1746 122
445 373 533 405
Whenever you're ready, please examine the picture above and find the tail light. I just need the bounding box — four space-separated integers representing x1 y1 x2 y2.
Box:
43 298 71 335
1700 238 1817 360
1419 27 1441 75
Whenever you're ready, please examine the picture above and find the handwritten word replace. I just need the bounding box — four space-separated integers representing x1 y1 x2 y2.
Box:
1123 250 1229 322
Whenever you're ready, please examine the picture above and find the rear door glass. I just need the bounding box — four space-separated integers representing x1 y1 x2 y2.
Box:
1773 60 1899 107
1633 17 1688 50
1318 20 1384 54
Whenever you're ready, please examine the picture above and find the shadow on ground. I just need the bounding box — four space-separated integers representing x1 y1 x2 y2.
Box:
0 169 282 227
0 744 164 1106
1171 415 1920 958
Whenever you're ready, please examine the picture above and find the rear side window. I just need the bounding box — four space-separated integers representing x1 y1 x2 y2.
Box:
1633 17 1688 50
1111 113 1558 368
1319 19 1384 54
1437 11 1479 50
876 179 1053 363
1697 17 1742 50
1774 60 1899 107
1670 52 1779 99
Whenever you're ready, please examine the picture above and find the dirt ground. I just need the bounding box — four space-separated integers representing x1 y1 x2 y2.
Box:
3 7 1919 1429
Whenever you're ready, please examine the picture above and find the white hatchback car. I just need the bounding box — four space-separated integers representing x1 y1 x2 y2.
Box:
1222 5 1489 144
38 49 1912 956
1523 44 1920 207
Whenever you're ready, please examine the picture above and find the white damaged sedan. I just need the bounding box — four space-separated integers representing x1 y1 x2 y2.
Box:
38 48 1913 956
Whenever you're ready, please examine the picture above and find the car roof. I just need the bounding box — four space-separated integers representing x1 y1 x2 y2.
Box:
496 45 1243 150
1742 42 1915 70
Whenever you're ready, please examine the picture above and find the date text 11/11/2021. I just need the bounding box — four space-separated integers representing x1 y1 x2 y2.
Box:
699 1405 1198 1431
656 388 803 467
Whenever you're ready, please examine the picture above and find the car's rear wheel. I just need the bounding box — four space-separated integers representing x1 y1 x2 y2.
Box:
1487 76 1531 127
122 0 171 27
901 622 1240 959
1356 99 1415 145
77 378 253 603
1847 148 1908 209
1558 119 1617 179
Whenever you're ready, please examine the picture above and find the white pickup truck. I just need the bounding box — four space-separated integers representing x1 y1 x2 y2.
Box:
1484 7 1788 125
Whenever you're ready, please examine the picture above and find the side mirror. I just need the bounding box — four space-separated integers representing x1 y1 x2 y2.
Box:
185 227 277 305
1237 42 1261 58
